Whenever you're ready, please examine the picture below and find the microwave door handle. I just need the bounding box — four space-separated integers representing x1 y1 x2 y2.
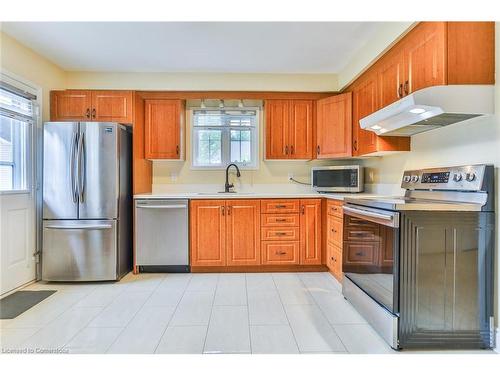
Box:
343 206 399 228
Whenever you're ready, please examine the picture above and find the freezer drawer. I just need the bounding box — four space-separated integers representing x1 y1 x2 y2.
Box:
135 200 189 269
42 220 117 281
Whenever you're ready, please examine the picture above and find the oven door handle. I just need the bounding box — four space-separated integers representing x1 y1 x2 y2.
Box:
343 206 399 228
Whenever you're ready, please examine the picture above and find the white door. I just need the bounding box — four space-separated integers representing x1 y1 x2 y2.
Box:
0 79 38 296
0 192 36 294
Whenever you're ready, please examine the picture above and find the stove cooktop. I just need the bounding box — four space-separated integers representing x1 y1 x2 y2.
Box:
344 196 484 211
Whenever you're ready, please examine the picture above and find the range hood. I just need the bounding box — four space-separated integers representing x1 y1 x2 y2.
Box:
359 85 494 137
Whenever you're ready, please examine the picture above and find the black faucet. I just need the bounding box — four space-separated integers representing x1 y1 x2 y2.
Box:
224 163 241 193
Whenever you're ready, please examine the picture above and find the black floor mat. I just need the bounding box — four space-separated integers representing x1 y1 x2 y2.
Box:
0 290 57 319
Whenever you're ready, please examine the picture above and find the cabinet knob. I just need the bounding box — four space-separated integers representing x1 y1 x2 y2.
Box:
353 140 357 151
284 145 288 155
404 80 409 95
398 84 403 98
290 145 294 155
221 206 225 216
92 108 96 119
317 145 320 155
176 145 179 155
86 108 91 119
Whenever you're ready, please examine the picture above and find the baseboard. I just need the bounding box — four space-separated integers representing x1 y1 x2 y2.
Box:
191 265 328 273
495 327 500 353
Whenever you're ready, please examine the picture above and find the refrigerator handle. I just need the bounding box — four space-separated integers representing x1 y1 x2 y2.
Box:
77 131 86 203
70 131 78 203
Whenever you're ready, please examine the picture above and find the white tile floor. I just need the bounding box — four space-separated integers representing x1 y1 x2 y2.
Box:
0 272 494 354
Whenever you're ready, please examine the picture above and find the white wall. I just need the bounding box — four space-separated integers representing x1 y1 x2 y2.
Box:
361 23 500 339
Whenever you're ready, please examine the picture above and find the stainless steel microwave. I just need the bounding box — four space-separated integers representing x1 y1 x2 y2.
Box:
311 165 364 192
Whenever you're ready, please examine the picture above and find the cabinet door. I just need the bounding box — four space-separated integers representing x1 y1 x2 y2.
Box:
144 99 183 159
404 22 446 94
352 72 378 156
265 100 290 159
288 100 313 159
378 50 405 108
299 199 322 265
190 200 226 266
226 200 261 266
91 90 133 123
316 93 352 159
50 90 92 121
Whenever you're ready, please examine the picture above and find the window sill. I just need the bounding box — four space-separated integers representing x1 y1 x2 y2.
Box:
0 189 31 196
190 165 259 171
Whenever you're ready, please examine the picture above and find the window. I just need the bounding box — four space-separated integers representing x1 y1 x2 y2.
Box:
0 87 34 191
192 108 259 168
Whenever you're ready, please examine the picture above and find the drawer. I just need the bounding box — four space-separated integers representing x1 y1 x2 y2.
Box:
327 216 343 246
261 213 299 227
261 241 299 265
261 227 299 241
327 200 343 218
261 199 299 214
344 226 380 241
343 242 379 266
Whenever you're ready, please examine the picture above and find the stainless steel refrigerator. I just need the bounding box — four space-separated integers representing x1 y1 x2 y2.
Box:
42 122 132 281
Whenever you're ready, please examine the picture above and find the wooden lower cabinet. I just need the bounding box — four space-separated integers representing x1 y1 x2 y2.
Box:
190 200 226 266
326 199 344 282
300 199 322 265
190 198 322 269
226 200 261 266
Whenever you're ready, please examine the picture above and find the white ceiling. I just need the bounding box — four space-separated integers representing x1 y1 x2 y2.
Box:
1 22 382 74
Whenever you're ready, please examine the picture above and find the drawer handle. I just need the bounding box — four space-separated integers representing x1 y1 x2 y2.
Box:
275 205 287 209
275 218 287 222
275 232 287 236
352 232 369 237
275 251 287 255
355 251 365 256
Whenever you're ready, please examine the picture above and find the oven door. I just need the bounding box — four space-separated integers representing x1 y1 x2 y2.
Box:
342 204 400 315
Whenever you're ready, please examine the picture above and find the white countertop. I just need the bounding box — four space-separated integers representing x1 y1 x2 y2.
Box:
133 191 382 201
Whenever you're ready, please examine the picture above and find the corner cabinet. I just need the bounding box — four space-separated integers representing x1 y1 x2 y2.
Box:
316 93 352 158
144 99 185 160
50 90 134 123
265 100 313 160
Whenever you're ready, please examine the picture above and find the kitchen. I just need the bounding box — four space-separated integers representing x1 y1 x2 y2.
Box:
0 3 499 371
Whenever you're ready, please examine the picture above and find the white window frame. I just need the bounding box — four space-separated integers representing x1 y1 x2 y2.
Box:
0 71 41 196
190 107 260 170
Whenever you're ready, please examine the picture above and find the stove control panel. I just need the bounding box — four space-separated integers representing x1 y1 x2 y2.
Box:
401 165 488 191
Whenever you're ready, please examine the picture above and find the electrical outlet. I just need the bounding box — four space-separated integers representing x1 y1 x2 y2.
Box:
288 172 294 180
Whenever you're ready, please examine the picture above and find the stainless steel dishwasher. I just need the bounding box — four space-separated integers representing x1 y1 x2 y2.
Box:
134 199 189 272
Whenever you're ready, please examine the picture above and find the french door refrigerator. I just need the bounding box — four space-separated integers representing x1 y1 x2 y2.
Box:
42 122 132 281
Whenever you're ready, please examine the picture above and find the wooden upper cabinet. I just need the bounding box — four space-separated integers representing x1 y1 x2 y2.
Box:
378 49 405 108
299 199 322 265
144 99 184 160
50 90 92 121
352 72 379 156
447 22 495 84
91 91 133 122
225 200 261 266
50 90 133 123
265 99 313 159
190 200 226 267
265 100 289 159
316 93 352 159
288 100 313 159
404 22 446 94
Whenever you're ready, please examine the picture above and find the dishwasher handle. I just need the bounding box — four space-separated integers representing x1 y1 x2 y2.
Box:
136 204 187 209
